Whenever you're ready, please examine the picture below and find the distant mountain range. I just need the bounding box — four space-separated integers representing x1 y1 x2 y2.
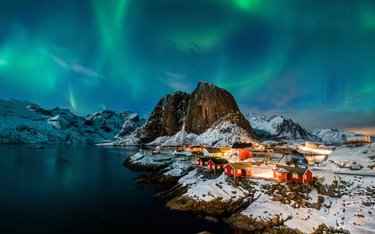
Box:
0 99 145 144
246 113 358 144
307 128 357 145
0 83 362 146
245 113 317 141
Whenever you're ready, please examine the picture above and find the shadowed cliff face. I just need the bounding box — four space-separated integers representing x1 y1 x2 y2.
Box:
184 82 254 135
138 91 190 143
137 82 256 144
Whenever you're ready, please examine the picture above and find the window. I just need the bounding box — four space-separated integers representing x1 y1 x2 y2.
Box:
217 165 221 169
304 175 307 180
231 169 234 174
224 168 228 173
292 173 298 179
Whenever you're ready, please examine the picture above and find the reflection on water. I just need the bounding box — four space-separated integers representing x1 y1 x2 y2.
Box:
0 145 231 234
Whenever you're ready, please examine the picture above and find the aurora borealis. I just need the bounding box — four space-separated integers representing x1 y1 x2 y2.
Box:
0 0 374 133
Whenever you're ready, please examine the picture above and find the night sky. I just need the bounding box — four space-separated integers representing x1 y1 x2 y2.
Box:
0 0 374 134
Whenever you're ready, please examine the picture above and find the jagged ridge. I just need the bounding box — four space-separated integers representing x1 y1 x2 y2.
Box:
246 113 317 141
0 99 145 144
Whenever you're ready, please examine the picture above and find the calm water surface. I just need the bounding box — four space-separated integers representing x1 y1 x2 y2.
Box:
0 145 231 234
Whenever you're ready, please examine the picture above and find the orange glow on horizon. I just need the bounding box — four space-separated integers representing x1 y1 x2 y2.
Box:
345 127 375 136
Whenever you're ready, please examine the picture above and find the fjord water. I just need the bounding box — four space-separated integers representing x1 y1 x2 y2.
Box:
0 145 230 233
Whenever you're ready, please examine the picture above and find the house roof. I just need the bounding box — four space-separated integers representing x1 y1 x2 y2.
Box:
226 162 252 170
208 158 228 165
276 164 310 175
277 168 289 173
197 157 215 163
232 142 252 149
206 148 223 153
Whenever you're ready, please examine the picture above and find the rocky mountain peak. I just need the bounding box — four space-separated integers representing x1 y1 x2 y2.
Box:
185 82 254 136
246 113 317 140
136 91 190 143
133 82 256 144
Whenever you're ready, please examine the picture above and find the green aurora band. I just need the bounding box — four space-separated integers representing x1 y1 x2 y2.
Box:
0 0 374 131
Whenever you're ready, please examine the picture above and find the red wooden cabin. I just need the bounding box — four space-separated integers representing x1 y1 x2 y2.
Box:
196 157 211 167
273 168 288 181
195 157 218 170
274 164 313 184
224 162 252 178
207 158 228 171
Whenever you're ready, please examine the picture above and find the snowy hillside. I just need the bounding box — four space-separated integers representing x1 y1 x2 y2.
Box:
122 121 254 147
246 113 316 141
308 129 356 145
320 143 375 172
0 99 144 144
195 121 254 146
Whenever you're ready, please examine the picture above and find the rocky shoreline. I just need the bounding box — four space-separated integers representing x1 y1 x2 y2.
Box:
167 195 251 216
124 151 352 233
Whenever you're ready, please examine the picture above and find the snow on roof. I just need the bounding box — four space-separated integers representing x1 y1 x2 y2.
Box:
197 157 215 162
277 168 289 173
208 158 228 164
226 162 252 170
276 164 309 175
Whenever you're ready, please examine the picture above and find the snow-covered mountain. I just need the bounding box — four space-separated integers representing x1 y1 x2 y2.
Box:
308 128 356 145
246 113 317 141
0 99 145 144
148 121 254 147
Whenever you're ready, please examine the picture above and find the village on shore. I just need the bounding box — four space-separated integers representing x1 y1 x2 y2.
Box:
126 136 375 233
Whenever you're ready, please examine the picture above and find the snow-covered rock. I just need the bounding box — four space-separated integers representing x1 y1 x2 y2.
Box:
167 170 251 215
246 180 372 233
147 121 254 147
195 121 254 147
149 130 198 146
246 113 317 141
308 129 356 145
320 143 375 172
0 99 144 144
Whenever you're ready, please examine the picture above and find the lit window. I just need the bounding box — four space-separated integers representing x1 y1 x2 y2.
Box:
237 169 242 174
217 165 221 169
304 175 307 180
292 173 298 179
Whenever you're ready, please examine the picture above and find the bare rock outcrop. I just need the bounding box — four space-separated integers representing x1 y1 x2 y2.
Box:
136 91 190 143
131 82 257 144
226 212 293 233
185 82 254 136
167 195 251 216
